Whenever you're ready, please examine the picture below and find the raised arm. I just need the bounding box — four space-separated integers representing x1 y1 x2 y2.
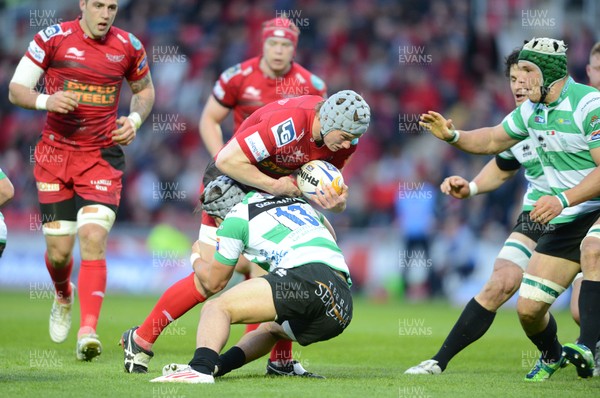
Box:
199 96 231 158
420 111 519 154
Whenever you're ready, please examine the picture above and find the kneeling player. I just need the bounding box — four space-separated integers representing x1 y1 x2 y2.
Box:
150 176 353 384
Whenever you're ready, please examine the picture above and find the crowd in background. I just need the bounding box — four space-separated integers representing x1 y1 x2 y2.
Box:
0 0 597 298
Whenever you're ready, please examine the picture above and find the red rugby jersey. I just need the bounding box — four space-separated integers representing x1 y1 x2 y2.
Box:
212 56 327 131
24 19 150 150
234 95 356 178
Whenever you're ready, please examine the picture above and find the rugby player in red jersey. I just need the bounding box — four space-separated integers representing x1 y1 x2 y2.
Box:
200 17 327 158
8 0 154 361
198 17 327 376
121 90 370 376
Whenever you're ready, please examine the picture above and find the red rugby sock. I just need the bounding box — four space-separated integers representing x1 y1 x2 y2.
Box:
45 252 73 304
136 273 206 345
77 259 106 337
270 340 293 364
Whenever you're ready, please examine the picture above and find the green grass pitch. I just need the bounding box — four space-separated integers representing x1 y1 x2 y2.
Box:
0 290 598 397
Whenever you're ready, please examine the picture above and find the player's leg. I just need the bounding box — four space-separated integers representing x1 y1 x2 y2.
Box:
518 209 600 380
43 212 77 344
570 274 583 326
134 220 215 345
72 146 125 361
34 147 78 344
517 251 579 381
564 219 600 377
73 198 117 361
405 216 537 375
218 264 351 379
248 258 298 375
152 277 277 384
121 216 216 373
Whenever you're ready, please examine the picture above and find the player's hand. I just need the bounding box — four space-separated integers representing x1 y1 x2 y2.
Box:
420 111 455 141
440 176 470 199
270 176 302 197
112 116 137 145
46 91 79 114
312 182 348 213
530 195 563 224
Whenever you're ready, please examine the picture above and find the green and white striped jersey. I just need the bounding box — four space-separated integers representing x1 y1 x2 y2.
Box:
214 192 352 285
497 138 550 211
502 77 600 223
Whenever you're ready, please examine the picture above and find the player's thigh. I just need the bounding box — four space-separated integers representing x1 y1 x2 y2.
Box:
517 252 579 318
38 197 78 263
525 252 579 289
212 277 276 324
484 232 533 289
493 231 535 273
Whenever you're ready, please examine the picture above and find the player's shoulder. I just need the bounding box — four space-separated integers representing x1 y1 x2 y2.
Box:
290 63 326 93
293 94 325 109
34 19 77 44
569 81 600 114
107 25 146 53
259 95 321 118
220 57 258 85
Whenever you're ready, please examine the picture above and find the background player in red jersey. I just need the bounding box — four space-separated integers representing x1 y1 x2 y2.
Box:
8 0 155 361
121 90 369 376
199 17 327 158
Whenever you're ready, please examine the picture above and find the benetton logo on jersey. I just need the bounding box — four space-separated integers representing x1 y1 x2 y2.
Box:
64 80 117 106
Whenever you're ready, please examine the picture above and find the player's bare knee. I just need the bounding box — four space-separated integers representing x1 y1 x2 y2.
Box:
580 235 600 264
481 262 522 304
77 223 108 245
46 249 72 267
262 321 288 339
201 299 230 319
516 299 544 324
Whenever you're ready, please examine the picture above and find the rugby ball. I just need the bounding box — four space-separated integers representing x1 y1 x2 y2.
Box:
296 160 344 198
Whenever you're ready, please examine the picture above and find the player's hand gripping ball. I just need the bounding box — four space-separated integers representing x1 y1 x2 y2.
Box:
296 160 344 199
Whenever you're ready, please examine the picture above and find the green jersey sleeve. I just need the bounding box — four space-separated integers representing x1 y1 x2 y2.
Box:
214 216 249 266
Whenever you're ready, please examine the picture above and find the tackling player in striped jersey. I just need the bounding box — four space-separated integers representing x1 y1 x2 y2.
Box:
151 176 353 384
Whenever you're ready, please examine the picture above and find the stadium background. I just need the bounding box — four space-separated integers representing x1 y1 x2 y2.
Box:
0 0 597 306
